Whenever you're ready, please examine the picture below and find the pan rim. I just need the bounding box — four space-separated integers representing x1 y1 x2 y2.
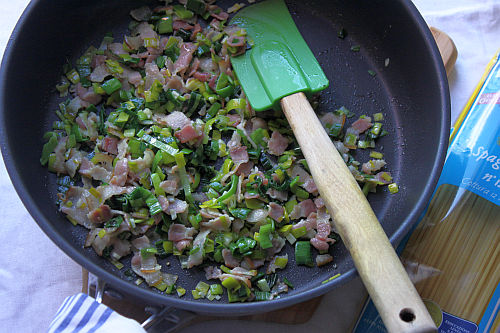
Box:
0 0 450 315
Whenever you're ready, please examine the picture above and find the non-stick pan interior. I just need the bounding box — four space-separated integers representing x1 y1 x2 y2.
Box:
0 0 449 315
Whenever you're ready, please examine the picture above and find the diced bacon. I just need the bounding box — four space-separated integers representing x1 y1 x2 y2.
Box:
310 209 335 251
241 257 265 271
75 115 87 130
90 230 111 256
303 179 318 193
334 141 349 155
187 229 211 268
201 215 232 231
209 18 222 30
134 22 157 40
229 146 249 164
159 180 179 195
173 42 197 75
79 158 111 182
218 57 232 76
110 158 129 186
108 43 127 55
144 62 165 89
101 136 119 155
205 266 222 280
167 198 188 215
124 35 143 50
244 117 267 136
227 114 241 127
91 55 107 69
315 217 331 241
191 23 202 40
199 57 218 72
316 254 333 267
310 238 329 251
87 204 113 223
300 199 316 218
227 131 241 150
314 197 325 208
350 117 373 134
75 83 102 105
110 238 131 259
235 161 254 177
65 150 85 177
222 249 240 268
266 237 286 259
135 51 150 59
193 71 211 82
175 239 191 252
188 57 200 77
210 8 229 21
232 219 245 233
173 20 193 31
90 64 109 82
268 130 289 156
320 112 346 128
293 212 317 231
268 202 284 222
131 235 150 250
130 6 152 21
289 199 316 220
266 188 288 202
290 165 318 194
362 159 387 174
124 68 143 86
208 74 218 91
200 208 224 219
175 124 202 143
161 111 191 129
67 96 89 115
165 75 185 92
157 195 169 213
60 186 93 229
168 223 196 242
227 35 245 47
98 184 132 203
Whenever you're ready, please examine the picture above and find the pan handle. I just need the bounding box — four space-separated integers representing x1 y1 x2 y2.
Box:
89 275 197 333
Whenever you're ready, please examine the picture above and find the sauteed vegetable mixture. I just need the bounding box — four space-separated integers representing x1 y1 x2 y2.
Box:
40 0 396 302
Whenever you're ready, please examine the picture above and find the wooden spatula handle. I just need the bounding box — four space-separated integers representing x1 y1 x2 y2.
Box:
281 92 436 333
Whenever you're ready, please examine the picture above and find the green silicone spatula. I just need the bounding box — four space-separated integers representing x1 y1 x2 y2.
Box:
230 1 436 332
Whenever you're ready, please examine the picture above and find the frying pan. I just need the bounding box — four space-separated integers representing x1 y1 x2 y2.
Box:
0 0 449 318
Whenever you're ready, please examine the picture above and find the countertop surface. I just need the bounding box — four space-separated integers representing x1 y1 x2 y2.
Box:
0 1 498 332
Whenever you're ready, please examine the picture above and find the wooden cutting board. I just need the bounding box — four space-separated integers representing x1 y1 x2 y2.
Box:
81 26 457 327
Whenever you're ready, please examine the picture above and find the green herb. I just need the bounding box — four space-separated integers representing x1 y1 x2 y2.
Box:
338 27 347 39
351 45 360 52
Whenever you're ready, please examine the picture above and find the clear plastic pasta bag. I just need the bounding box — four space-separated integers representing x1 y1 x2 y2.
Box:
353 51 500 333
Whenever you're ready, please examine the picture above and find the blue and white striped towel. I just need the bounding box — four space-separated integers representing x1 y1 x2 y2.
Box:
47 293 146 333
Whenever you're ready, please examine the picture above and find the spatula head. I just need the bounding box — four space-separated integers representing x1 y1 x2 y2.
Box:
230 0 329 111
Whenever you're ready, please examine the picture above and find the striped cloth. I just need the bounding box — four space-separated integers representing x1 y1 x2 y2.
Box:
47 293 146 333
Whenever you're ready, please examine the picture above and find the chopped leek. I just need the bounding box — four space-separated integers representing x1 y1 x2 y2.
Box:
295 241 313 266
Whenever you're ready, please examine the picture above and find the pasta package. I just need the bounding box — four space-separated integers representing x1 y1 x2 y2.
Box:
353 51 500 333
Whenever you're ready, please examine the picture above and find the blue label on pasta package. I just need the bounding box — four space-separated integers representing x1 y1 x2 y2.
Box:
438 58 500 206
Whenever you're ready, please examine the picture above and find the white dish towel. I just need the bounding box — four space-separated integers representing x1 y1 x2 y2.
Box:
47 293 146 333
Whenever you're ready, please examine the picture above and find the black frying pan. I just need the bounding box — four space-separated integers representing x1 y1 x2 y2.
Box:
0 0 449 316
